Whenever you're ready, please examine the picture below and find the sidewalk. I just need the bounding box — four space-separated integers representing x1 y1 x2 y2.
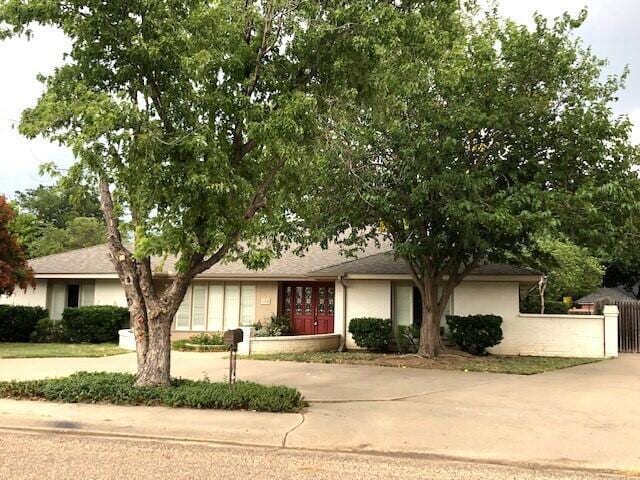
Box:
1 354 639 473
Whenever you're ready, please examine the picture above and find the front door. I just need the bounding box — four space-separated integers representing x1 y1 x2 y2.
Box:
283 283 335 335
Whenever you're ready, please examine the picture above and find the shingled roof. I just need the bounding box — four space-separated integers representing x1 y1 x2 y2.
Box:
311 251 539 277
28 243 538 279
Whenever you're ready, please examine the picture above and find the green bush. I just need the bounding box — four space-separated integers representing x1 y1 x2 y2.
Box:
255 314 292 337
62 306 129 343
520 295 569 314
30 318 65 343
0 305 48 342
348 317 392 352
446 314 503 355
396 325 420 354
0 371 305 413
172 332 228 352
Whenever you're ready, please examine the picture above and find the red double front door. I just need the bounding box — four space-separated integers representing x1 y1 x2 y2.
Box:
282 283 335 335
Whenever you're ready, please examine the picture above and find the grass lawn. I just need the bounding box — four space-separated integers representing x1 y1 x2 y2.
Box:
245 351 603 375
0 371 304 412
0 343 128 358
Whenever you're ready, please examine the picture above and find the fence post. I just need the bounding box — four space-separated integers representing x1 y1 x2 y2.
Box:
603 305 619 358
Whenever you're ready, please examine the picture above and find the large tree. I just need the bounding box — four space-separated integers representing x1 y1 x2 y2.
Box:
309 7 638 356
1 0 340 385
0 195 34 296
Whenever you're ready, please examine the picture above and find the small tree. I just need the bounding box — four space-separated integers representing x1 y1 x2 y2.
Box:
309 7 638 356
1 0 339 385
0 196 34 296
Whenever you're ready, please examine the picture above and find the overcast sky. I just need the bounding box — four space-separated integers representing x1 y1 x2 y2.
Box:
1 0 639 198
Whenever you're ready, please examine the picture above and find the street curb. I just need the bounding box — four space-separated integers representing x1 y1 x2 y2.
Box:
0 423 633 478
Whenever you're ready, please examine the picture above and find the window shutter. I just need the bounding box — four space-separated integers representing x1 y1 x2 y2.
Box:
175 287 192 330
191 284 207 331
223 285 240 329
240 285 256 326
207 284 224 331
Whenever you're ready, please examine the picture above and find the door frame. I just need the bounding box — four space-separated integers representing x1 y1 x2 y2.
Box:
280 281 336 335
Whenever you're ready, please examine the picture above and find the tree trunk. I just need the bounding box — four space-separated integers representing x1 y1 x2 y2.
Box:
417 301 444 357
134 315 173 387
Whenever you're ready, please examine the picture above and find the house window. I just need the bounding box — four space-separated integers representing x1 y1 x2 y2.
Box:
67 284 80 308
174 282 256 331
392 283 453 328
48 281 96 320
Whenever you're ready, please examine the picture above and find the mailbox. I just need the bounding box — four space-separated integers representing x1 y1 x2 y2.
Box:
223 328 244 346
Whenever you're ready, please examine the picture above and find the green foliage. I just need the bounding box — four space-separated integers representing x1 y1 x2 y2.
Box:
348 317 392 352
30 318 65 343
0 372 305 413
513 237 604 301
446 315 503 356
302 4 639 356
14 183 102 229
61 306 129 343
396 325 420 354
520 295 570 314
254 314 291 337
171 333 228 352
10 179 105 259
0 305 48 342
20 217 106 259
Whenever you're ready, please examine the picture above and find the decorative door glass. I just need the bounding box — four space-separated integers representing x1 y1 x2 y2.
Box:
304 287 313 314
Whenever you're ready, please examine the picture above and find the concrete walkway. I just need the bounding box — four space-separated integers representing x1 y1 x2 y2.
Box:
0 353 639 473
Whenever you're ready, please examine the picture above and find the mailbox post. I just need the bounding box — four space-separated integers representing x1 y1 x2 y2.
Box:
223 329 244 387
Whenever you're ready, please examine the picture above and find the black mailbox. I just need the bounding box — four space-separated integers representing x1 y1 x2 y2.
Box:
223 328 244 346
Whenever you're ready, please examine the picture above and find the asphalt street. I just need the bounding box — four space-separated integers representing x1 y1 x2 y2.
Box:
0 431 631 480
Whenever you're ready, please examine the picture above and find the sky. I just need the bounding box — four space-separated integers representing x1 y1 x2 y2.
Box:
1 1 639 198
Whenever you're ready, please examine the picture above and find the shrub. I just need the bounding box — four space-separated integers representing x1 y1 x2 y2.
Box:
62 306 129 343
172 332 228 352
0 305 48 342
396 325 420 354
348 317 392 351
446 314 503 355
0 371 305 413
30 318 65 343
520 295 569 314
254 314 291 337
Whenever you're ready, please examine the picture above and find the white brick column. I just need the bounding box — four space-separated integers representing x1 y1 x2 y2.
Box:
603 305 619 358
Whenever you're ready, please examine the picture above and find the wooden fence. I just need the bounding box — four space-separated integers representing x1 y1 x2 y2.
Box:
615 301 640 353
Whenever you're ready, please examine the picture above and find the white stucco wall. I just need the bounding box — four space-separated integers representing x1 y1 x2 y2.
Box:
453 281 520 321
0 279 48 307
345 280 392 348
494 313 613 357
453 280 616 358
94 279 128 307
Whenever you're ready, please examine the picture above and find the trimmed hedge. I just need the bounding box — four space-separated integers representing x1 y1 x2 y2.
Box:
348 317 393 352
62 306 129 343
446 314 503 355
172 333 228 352
31 318 65 343
0 371 305 413
0 305 48 342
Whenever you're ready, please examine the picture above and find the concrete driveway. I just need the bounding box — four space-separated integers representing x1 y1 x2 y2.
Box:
0 352 639 472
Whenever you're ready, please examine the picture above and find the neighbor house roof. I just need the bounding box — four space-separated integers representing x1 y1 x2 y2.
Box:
575 287 636 305
29 243 539 281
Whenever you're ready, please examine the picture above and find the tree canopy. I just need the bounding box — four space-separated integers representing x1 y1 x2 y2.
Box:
306 6 639 355
10 179 106 258
0 195 34 296
0 0 349 385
